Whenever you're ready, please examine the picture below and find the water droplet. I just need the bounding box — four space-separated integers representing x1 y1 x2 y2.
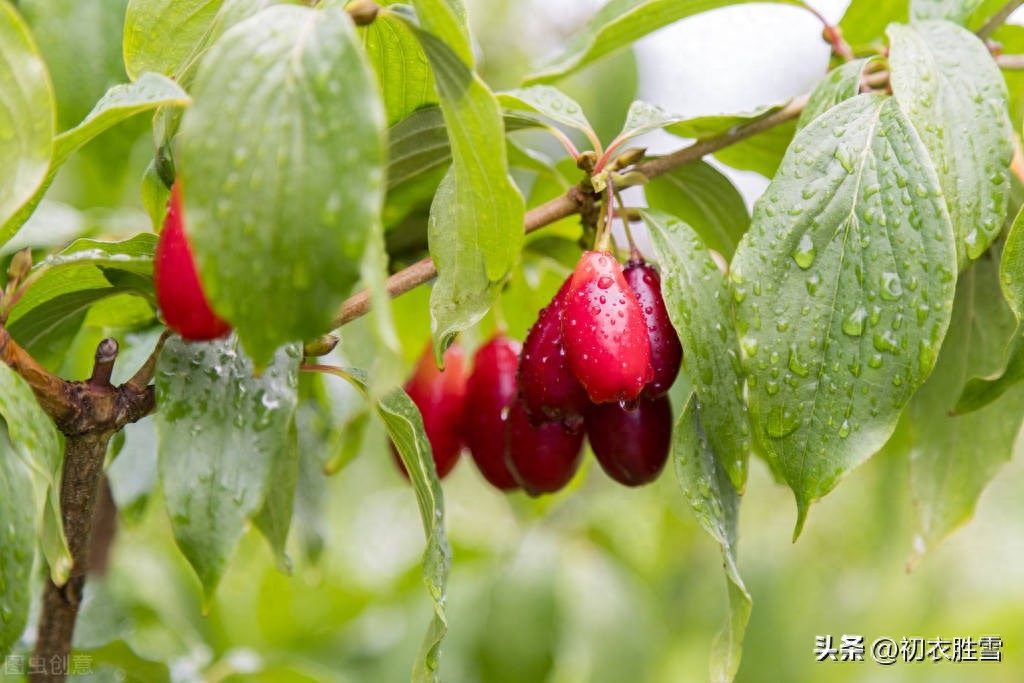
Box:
880 272 903 300
792 234 816 269
597 276 613 289
842 306 866 337
765 405 800 438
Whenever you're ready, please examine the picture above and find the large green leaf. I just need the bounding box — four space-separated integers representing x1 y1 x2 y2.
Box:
177 6 386 366
0 1 54 244
123 0 225 80
525 0 802 84
895 254 1024 559
362 8 437 126
645 210 751 489
0 74 190 247
643 161 749 260
673 395 750 683
399 11 525 359
889 20 1013 267
730 94 957 536
156 337 301 598
910 0 985 23
0 442 35 656
798 58 882 130
338 368 450 683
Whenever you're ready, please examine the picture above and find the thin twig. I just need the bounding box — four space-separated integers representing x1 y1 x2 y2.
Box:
978 0 1024 39
997 53 1024 69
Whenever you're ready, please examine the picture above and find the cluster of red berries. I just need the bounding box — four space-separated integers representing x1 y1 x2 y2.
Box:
400 250 683 494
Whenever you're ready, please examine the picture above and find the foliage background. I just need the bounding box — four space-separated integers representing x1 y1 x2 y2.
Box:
3 0 1023 681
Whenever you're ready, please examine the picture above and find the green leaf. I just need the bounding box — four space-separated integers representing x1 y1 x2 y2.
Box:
0 442 35 656
673 394 750 683
398 18 524 359
838 0 908 47
895 254 1024 559
0 1 55 244
0 362 70 583
252 421 299 574
645 210 751 489
123 0 225 80
362 9 437 126
643 161 750 259
525 0 802 84
888 20 1014 267
910 0 985 23
408 0 471 66
730 94 957 537
156 337 301 598
142 158 172 231
338 368 450 683
798 57 883 130
178 6 386 366
497 85 595 138
387 106 451 189
1 74 190 247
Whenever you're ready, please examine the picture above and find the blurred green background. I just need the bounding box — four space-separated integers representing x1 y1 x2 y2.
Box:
6 0 1024 681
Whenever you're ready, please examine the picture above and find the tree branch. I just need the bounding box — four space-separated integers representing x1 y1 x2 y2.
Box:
978 0 1024 40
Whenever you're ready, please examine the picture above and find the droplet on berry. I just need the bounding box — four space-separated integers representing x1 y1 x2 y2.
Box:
505 397 584 496
624 260 682 397
586 394 672 486
464 335 522 490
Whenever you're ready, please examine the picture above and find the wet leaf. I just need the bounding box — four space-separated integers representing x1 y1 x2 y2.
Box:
730 94 957 537
645 209 751 489
673 394 750 683
910 0 985 23
889 20 1014 267
498 85 595 139
362 8 437 126
124 0 225 80
156 337 300 598
798 57 883 130
0 442 36 656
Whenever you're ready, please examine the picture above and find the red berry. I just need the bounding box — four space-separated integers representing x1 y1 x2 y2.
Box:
517 275 589 431
624 260 683 397
154 181 231 341
464 335 522 490
562 251 653 404
393 343 469 479
505 398 585 496
586 395 672 486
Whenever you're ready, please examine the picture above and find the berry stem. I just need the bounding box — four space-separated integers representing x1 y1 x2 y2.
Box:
611 183 641 262
799 2 854 62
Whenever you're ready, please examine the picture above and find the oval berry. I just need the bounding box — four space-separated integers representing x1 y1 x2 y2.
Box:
624 260 683 397
464 335 522 490
562 251 653 404
586 395 672 486
393 342 469 479
154 181 232 341
505 398 585 496
517 275 589 431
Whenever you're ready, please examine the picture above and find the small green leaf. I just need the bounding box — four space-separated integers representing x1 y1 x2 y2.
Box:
387 106 451 190
497 86 595 139
643 161 750 259
889 20 1014 267
362 8 437 126
142 158 172 232
673 394 750 683
525 0 802 84
910 0 985 23
839 0 908 47
252 421 299 574
338 368 450 683
123 0 225 80
730 95 957 537
0 443 35 656
156 337 301 598
0 1 55 245
398 20 525 359
645 210 751 489
178 6 387 366
798 57 883 130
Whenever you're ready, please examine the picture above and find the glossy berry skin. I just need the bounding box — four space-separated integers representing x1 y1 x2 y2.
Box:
562 251 653 404
464 336 522 490
154 181 231 341
505 398 585 496
586 394 672 487
517 276 589 431
394 343 469 479
624 260 683 397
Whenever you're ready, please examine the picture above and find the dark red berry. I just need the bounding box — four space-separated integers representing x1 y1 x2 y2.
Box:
154 181 232 341
624 260 682 397
517 275 589 431
393 343 468 479
464 335 522 490
586 395 672 486
562 251 653 404
505 398 585 496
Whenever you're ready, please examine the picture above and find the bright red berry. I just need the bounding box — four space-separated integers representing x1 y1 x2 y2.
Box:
562 251 653 404
624 260 682 397
154 181 231 341
585 395 672 487
505 398 585 496
393 343 469 479
464 335 522 490
517 275 589 431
